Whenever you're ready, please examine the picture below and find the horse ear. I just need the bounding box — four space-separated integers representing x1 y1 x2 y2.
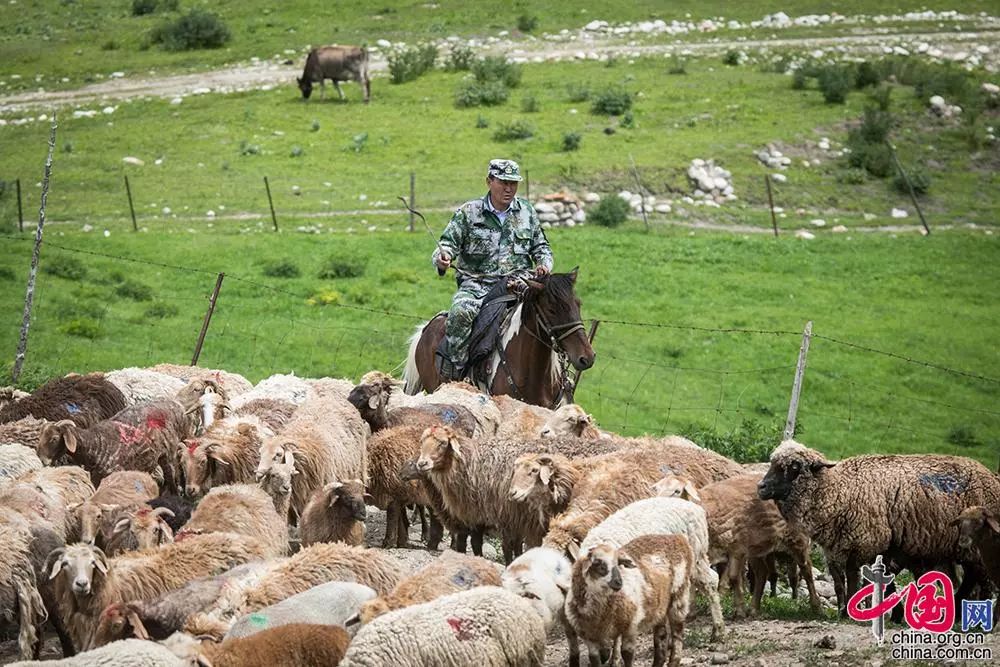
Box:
525 280 545 292
568 266 579 284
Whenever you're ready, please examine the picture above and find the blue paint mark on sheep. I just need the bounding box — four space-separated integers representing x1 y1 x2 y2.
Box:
134 480 145 494
451 567 476 589
441 408 457 424
919 473 968 495
248 613 268 628
65 402 81 414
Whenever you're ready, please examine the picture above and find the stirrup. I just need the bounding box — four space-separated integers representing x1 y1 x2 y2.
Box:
436 353 465 382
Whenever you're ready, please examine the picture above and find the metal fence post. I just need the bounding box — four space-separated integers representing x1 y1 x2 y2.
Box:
783 320 813 440
191 273 225 366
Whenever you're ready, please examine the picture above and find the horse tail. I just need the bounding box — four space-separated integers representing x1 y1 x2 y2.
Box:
402 323 426 395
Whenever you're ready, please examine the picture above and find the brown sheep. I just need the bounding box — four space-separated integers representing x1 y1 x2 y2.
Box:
111 506 177 553
538 443 742 556
37 399 192 490
0 521 48 660
239 542 400 614
255 395 369 523
182 416 272 497
299 479 367 547
47 533 270 652
492 394 553 439
164 623 351 667
353 551 501 626
538 403 606 439
149 364 253 396
347 374 478 435
9 466 94 541
952 506 1000 590
176 484 288 557
566 534 694 667
71 471 159 547
415 425 621 563
257 450 296 522
0 415 49 449
664 472 820 617
0 373 126 428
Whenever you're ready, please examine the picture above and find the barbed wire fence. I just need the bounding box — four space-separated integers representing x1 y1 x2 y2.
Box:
3 234 998 465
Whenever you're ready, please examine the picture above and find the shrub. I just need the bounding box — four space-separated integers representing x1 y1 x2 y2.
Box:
239 141 260 156
0 266 16 281
144 302 179 319
846 140 894 178
472 56 521 88
347 132 368 153
132 0 177 15
589 195 630 228
892 167 931 196
492 120 533 142
836 168 868 185
306 288 342 306
914 66 970 105
678 418 782 464
387 44 437 84
818 66 852 104
318 256 365 279
520 94 539 113
667 55 687 75
445 45 475 71
869 84 892 111
454 80 509 108
855 61 880 89
0 180 7 199
561 132 581 152
723 50 740 66
150 9 231 51
115 279 153 301
59 318 102 339
290 145 303 158
620 110 635 129
475 115 489 128
516 14 538 33
565 83 590 102
856 107 893 144
947 425 982 448
591 87 632 116
263 260 301 278
43 257 87 281
791 68 808 90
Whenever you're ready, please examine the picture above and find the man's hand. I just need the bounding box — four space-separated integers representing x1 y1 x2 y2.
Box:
436 253 452 272
534 265 550 277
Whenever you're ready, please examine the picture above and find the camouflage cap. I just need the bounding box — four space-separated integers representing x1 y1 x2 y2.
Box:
487 158 523 182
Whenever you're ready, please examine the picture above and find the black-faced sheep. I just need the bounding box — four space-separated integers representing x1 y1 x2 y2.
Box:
0 373 126 429
757 439 1000 614
952 505 1000 590
567 534 694 667
299 479 367 547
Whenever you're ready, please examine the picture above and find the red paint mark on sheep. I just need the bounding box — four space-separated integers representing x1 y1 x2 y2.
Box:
113 421 145 446
446 617 475 641
146 414 166 430
185 440 199 454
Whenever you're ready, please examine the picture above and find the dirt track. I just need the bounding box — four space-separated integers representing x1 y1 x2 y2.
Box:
1 27 997 114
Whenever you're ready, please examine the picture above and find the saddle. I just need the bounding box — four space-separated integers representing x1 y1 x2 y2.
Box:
436 279 521 385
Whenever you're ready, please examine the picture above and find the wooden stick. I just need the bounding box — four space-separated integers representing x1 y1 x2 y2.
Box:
16 177 24 232
13 117 57 383
783 321 813 441
765 174 779 237
191 273 225 366
886 140 930 236
124 175 137 232
264 176 278 231
629 154 649 231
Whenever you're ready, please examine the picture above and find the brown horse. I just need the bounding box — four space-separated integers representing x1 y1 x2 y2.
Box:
403 269 595 408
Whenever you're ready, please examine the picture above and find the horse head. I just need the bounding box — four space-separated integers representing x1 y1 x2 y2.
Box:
523 267 595 371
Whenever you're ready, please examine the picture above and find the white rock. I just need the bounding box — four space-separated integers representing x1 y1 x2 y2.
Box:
102 106 115 114
170 97 183 105
584 192 601 203
110 71 125 78
534 202 555 214
206 210 216 218
654 203 672 213
103 230 110 237
863 213 877 221
122 156 144 166
713 177 729 190
982 83 999 95
795 230 816 240
929 95 946 109
162 207 171 215
810 219 826 227
82 224 93 232
573 209 586 223
618 190 633 201
891 208 909 218
832 225 848 233
771 173 787 183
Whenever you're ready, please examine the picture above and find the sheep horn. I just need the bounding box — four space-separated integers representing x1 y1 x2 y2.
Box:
151 507 175 520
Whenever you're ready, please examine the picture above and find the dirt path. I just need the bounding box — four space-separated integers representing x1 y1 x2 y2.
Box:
1 27 997 113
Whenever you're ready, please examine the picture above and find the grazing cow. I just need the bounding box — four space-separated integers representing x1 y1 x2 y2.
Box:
297 45 370 103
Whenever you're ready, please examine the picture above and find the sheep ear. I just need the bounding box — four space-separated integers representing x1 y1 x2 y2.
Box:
367 395 380 410
46 548 66 580
987 515 1000 534
538 465 552 487
948 516 962 527
448 435 463 461
67 502 82 512
196 657 214 667
283 450 295 466
810 460 835 473
618 555 636 569
126 610 149 640
345 613 360 627
684 482 701 503
61 422 79 454
113 517 132 535
206 445 230 466
94 548 109 575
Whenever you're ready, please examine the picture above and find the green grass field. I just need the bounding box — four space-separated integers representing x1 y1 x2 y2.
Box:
1 1 998 468
2 223 997 466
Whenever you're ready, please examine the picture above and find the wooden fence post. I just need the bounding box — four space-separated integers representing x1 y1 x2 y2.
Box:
783 320 813 441
191 273 225 366
13 118 57 383
569 319 601 399
124 175 138 232
264 176 278 232
886 140 930 236
629 154 649 232
765 174 779 237
16 178 24 232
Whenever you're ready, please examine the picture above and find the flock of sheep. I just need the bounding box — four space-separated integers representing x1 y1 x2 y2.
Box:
0 364 998 666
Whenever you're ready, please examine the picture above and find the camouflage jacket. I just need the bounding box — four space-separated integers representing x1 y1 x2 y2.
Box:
432 194 553 284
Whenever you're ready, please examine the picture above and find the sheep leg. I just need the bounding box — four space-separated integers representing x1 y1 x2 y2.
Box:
501 536 517 564
415 506 429 543
828 561 847 616
470 527 485 557
425 512 444 551
651 623 667 667
451 530 469 553
696 557 724 641
788 557 801 599
396 505 410 548
767 553 779 598
382 502 400 548
621 633 636 667
796 550 821 613
750 557 770 616
562 616 581 667
667 586 688 667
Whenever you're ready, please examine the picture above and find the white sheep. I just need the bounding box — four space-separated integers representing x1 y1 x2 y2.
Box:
105 368 187 406
340 586 546 667
7 639 184 666
502 547 578 666
0 443 43 484
226 581 376 639
578 494 724 641
230 373 316 410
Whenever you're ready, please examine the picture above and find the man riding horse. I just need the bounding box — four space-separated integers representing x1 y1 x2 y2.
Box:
433 158 553 382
